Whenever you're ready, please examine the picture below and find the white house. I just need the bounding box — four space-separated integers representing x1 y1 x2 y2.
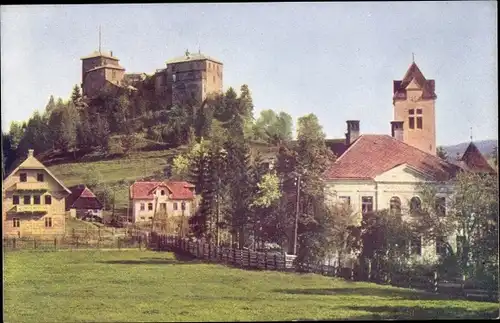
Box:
129 181 196 230
323 120 495 264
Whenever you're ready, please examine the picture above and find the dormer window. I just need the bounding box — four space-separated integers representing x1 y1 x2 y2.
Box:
161 190 165 196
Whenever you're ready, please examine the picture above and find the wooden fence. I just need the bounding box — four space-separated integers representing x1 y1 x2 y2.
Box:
151 233 498 303
150 233 297 271
3 233 148 251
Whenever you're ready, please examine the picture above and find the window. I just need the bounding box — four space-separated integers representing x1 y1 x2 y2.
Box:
160 203 166 210
339 196 351 206
20 173 27 182
213 75 216 83
140 216 145 220
23 196 31 205
173 202 178 211
149 217 153 220
45 217 52 227
45 195 52 205
389 196 402 214
147 203 153 211
161 190 165 196
173 74 177 83
410 196 421 213
436 236 448 257
410 236 422 255
33 196 41 205
361 196 373 214
112 70 116 79
435 197 446 216
409 108 423 130
417 117 423 129
13 218 20 228
13 195 20 205
37 173 44 182
208 62 211 69
140 203 145 211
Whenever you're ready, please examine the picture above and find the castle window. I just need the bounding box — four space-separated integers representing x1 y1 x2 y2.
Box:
435 196 446 216
148 203 153 211
140 203 145 211
37 173 44 182
45 195 52 205
173 202 178 211
339 196 351 206
33 196 41 205
410 196 422 213
409 109 415 115
416 108 422 114
45 217 52 228
13 218 20 228
13 195 20 205
23 196 31 205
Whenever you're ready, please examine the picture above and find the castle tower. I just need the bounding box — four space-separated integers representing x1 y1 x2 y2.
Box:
392 61 437 155
158 49 223 106
80 27 125 98
80 50 126 98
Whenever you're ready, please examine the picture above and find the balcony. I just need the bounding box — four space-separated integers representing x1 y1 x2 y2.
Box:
14 205 49 214
14 182 49 192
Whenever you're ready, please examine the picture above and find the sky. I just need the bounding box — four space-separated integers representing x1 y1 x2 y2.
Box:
1 2 497 146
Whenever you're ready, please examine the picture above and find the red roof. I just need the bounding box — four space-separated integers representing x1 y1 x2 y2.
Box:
457 142 496 174
324 135 460 181
393 62 437 102
130 181 195 200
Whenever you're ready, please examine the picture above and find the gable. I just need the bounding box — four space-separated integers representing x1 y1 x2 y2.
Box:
406 77 422 91
374 163 434 183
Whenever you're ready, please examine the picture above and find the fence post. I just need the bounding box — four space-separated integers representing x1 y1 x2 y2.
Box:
264 252 268 270
461 274 466 296
34 238 37 250
433 271 438 293
249 250 253 269
139 235 142 251
368 259 372 281
233 248 236 265
13 238 16 250
274 254 278 270
54 237 57 251
350 262 355 281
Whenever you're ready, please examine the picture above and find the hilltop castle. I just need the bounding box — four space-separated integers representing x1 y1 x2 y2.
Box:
80 48 223 106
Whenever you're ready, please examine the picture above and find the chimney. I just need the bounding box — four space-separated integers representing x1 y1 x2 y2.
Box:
28 149 34 157
345 120 360 146
110 50 113 57
390 121 404 141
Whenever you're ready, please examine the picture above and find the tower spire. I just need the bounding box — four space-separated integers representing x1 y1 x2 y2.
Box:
412 52 415 63
99 25 102 53
470 126 473 142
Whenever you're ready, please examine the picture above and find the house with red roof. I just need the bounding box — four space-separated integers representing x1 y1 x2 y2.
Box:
322 61 496 263
129 181 196 227
66 185 103 222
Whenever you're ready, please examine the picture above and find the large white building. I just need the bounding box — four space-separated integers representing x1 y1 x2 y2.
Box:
322 61 495 263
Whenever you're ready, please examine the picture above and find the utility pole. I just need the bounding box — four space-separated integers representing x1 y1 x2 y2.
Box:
181 201 186 238
294 174 301 255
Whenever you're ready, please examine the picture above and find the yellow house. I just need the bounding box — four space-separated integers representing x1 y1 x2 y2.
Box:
2 149 71 237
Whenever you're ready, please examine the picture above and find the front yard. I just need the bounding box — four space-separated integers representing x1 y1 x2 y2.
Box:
4 250 498 322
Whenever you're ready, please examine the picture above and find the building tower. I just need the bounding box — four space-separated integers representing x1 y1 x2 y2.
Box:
80 27 125 98
154 49 223 106
392 61 437 155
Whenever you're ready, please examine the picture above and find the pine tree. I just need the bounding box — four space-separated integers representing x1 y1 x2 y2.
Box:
71 85 82 105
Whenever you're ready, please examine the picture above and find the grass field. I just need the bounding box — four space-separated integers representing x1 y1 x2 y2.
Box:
48 148 185 208
4 250 498 322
